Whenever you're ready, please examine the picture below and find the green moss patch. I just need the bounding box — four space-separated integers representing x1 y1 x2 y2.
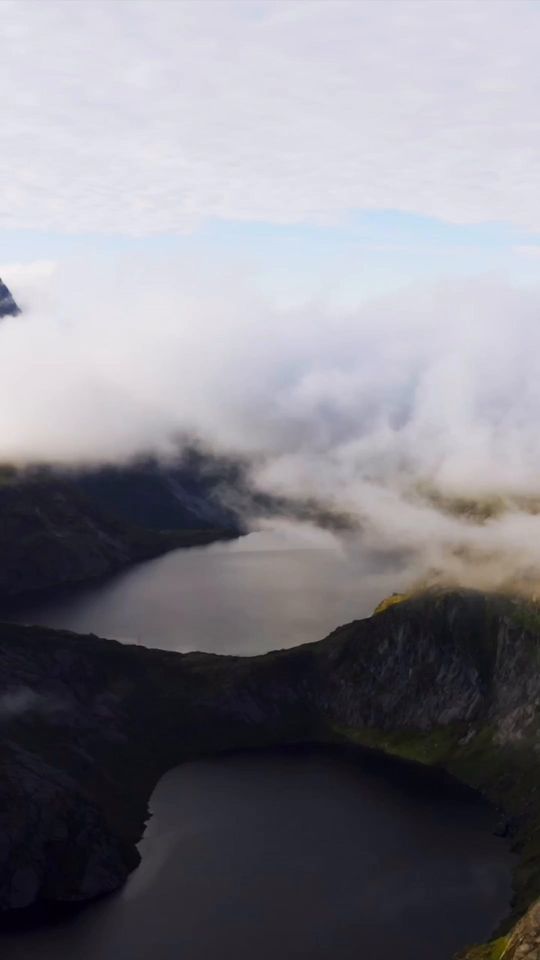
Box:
372 593 411 616
457 937 510 959
329 722 465 767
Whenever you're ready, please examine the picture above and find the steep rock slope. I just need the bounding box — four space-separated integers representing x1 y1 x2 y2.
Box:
0 472 234 602
0 591 540 956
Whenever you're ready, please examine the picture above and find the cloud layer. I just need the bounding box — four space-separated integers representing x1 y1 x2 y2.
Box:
5 259 540 593
3 0 540 234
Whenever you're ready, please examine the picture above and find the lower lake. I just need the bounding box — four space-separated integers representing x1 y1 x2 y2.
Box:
0 746 514 960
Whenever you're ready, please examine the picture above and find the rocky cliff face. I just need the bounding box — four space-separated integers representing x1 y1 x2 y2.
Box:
0 590 540 956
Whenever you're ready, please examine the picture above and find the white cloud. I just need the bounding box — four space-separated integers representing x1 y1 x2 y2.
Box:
0 260 57 310
1 259 537 487
515 245 540 259
2 0 540 234
4 258 540 592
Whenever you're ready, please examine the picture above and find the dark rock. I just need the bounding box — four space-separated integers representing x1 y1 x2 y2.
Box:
0 279 20 319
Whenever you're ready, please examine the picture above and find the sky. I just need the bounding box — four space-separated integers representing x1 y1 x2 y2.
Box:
4 0 540 591
2 0 540 298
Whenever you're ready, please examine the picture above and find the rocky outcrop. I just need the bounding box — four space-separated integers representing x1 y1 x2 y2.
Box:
0 743 129 910
0 279 20 319
1 591 540 955
496 900 540 958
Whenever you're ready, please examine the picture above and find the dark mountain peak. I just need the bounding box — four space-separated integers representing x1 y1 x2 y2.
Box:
0 277 21 318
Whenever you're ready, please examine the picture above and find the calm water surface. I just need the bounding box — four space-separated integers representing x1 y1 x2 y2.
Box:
7 526 412 653
0 747 513 960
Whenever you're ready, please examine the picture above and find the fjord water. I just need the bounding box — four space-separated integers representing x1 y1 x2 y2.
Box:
0 747 513 960
7 526 413 653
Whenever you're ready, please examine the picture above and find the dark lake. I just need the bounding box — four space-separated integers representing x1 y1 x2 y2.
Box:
0 746 513 960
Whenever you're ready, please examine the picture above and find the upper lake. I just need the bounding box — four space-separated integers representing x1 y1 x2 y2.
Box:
5 525 412 653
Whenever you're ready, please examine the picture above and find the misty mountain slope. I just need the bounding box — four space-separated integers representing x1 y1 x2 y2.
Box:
0 279 20 319
50 451 350 537
69 451 245 533
0 276 344 601
0 455 348 601
0 472 234 601
0 281 241 539
0 590 540 957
